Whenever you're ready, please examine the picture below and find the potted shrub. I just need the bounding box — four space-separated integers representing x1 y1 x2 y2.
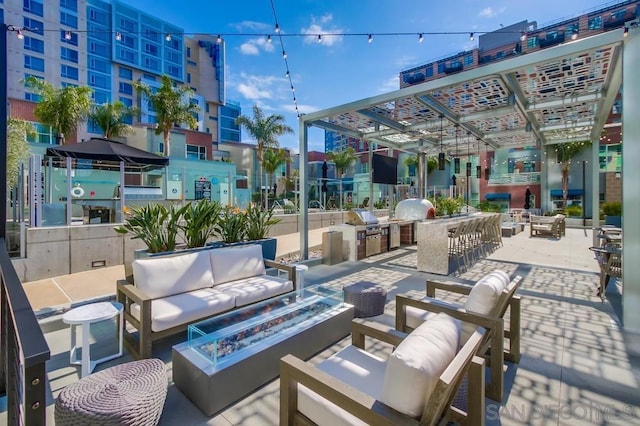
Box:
244 203 281 260
180 199 222 248
215 205 247 244
601 201 622 227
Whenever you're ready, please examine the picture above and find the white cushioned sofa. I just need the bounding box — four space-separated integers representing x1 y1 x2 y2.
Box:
117 244 296 359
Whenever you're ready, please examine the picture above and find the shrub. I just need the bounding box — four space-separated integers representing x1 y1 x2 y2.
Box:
564 205 583 217
601 201 621 217
245 203 281 240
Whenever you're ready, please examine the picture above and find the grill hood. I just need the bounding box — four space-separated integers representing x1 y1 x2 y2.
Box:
346 209 380 226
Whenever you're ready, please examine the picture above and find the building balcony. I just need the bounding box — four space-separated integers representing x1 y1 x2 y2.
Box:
487 171 541 185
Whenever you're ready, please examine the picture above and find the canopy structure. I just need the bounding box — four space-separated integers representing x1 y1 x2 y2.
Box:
298 26 640 331
46 137 169 171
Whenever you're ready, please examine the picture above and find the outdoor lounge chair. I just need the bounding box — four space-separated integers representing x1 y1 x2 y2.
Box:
589 245 622 300
529 214 565 238
280 315 486 425
396 271 522 402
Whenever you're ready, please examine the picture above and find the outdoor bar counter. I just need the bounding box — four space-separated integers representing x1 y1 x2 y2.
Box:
416 213 499 275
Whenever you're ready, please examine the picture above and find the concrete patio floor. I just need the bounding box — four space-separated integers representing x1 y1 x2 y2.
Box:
7 225 640 425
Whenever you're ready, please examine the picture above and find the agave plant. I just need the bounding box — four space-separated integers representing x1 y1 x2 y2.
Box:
215 205 247 243
114 203 187 253
180 199 222 248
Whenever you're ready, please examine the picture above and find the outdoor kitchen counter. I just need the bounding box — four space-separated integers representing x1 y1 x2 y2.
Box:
416 213 497 275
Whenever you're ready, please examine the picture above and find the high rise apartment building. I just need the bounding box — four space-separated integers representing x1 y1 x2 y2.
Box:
2 0 227 147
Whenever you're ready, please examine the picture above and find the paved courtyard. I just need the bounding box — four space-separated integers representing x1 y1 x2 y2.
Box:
6 225 640 425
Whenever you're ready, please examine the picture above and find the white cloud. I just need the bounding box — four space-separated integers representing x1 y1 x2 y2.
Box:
281 103 319 115
479 7 505 18
301 14 344 46
239 42 259 55
233 20 269 31
378 75 400 93
237 83 271 100
230 73 287 103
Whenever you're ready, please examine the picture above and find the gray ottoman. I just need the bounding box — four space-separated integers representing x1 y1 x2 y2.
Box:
55 358 167 426
343 282 387 318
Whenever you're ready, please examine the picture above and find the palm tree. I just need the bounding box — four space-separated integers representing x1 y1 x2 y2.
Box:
89 101 139 139
24 76 92 143
262 148 291 199
326 147 357 177
134 75 199 157
404 155 439 177
552 140 591 209
235 105 294 207
7 119 33 189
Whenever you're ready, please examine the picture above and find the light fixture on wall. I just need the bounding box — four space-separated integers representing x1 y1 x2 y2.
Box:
476 138 482 178
438 115 445 170
454 124 460 174
466 132 472 177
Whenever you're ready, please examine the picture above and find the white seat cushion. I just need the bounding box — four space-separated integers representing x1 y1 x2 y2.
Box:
130 287 235 332
298 345 387 426
404 307 439 331
215 275 293 307
209 244 266 285
132 250 214 299
380 312 461 418
461 270 510 343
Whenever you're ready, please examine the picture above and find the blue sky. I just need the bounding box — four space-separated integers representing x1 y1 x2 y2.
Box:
121 0 611 152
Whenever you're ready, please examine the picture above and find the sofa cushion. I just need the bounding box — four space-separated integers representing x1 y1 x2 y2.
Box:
403 307 439 331
130 287 235 332
461 270 510 343
298 345 387 426
209 244 266 286
380 312 460 418
132 250 214 299
215 275 293 307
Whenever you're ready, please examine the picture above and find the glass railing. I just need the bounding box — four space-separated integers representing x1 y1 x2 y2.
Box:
488 172 541 185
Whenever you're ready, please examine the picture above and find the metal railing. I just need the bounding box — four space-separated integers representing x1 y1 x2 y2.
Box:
488 172 541 185
1 238 50 425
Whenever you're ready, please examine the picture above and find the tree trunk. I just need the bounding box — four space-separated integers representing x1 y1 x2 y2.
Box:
561 162 570 212
164 129 171 157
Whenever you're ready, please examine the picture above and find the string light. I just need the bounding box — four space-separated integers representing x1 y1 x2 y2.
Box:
64 30 72 40
520 31 527 42
368 34 373 43
469 32 474 41
165 33 171 41
216 34 222 43
270 0 300 118
282 50 287 59
571 29 578 40
418 33 423 43
267 34 272 43
454 124 460 174
438 115 445 171
16 29 24 39
624 27 629 37
274 23 280 33
317 34 322 43
115 31 122 41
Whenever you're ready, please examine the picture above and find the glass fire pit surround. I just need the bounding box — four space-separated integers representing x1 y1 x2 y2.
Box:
187 286 343 366
172 285 354 417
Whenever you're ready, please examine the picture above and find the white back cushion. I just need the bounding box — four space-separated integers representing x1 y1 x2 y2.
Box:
209 244 266 285
380 312 460 418
132 250 214 299
461 270 510 343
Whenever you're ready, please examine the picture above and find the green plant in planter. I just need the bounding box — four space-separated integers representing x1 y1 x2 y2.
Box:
180 199 222 248
115 203 187 253
564 205 583 217
245 203 281 241
215 205 247 243
601 201 622 218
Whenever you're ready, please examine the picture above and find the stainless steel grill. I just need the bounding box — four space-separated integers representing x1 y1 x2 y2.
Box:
346 209 381 234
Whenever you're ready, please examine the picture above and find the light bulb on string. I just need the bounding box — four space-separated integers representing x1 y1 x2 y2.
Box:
115 32 122 41
275 23 280 33
65 31 72 40
216 34 222 44
267 34 272 43
368 34 373 43
317 34 322 43
165 33 171 42
16 29 24 39
469 32 474 41
418 33 423 43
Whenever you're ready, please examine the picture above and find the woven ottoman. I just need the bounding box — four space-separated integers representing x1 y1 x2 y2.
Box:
55 358 167 426
343 282 387 318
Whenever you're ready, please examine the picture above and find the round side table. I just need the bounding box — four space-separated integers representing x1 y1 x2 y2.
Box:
62 301 124 377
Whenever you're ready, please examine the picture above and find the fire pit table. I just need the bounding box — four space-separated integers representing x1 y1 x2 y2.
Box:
172 286 353 416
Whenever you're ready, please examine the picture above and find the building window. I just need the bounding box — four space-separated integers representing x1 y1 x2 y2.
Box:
89 57 109 72
166 64 181 78
61 64 78 80
464 54 474 66
92 90 110 104
118 48 135 63
496 51 504 59
187 60 197 67
588 16 602 30
24 36 44 53
60 46 78 63
119 97 133 107
205 103 210 113
186 46 191 57
437 62 446 74
24 55 45 72
527 36 538 48
565 23 579 39
60 0 77 12
89 41 109 56
60 11 78 28
25 122 55 144
119 82 133 95
121 34 136 49
88 8 108 25
425 66 433 77
23 0 44 17
186 73 191 83
144 42 158 55
25 92 42 102
23 17 44 35
119 67 133 79
60 30 78 46
186 145 206 160
118 17 137 32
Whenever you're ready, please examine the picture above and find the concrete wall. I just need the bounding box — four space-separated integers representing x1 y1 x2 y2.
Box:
11 209 389 282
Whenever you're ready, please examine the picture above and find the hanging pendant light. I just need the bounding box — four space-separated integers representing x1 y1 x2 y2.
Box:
438 114 445 170
454 125 460 174
476 138 482 178
484 142 491 180
466 132 472 177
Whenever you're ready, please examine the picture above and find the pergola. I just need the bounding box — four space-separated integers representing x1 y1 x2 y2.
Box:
298 25 640 331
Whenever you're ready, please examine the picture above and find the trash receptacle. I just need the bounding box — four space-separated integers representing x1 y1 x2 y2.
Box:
322 231 343 265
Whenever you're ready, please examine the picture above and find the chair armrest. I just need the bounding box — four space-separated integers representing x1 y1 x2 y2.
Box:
116 280 153 305
280 355 411 426
426 280 472 298
264 259 297 288
395 295 502 333
351 318 407 349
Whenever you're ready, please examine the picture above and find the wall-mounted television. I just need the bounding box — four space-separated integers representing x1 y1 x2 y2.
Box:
372 154 398 184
